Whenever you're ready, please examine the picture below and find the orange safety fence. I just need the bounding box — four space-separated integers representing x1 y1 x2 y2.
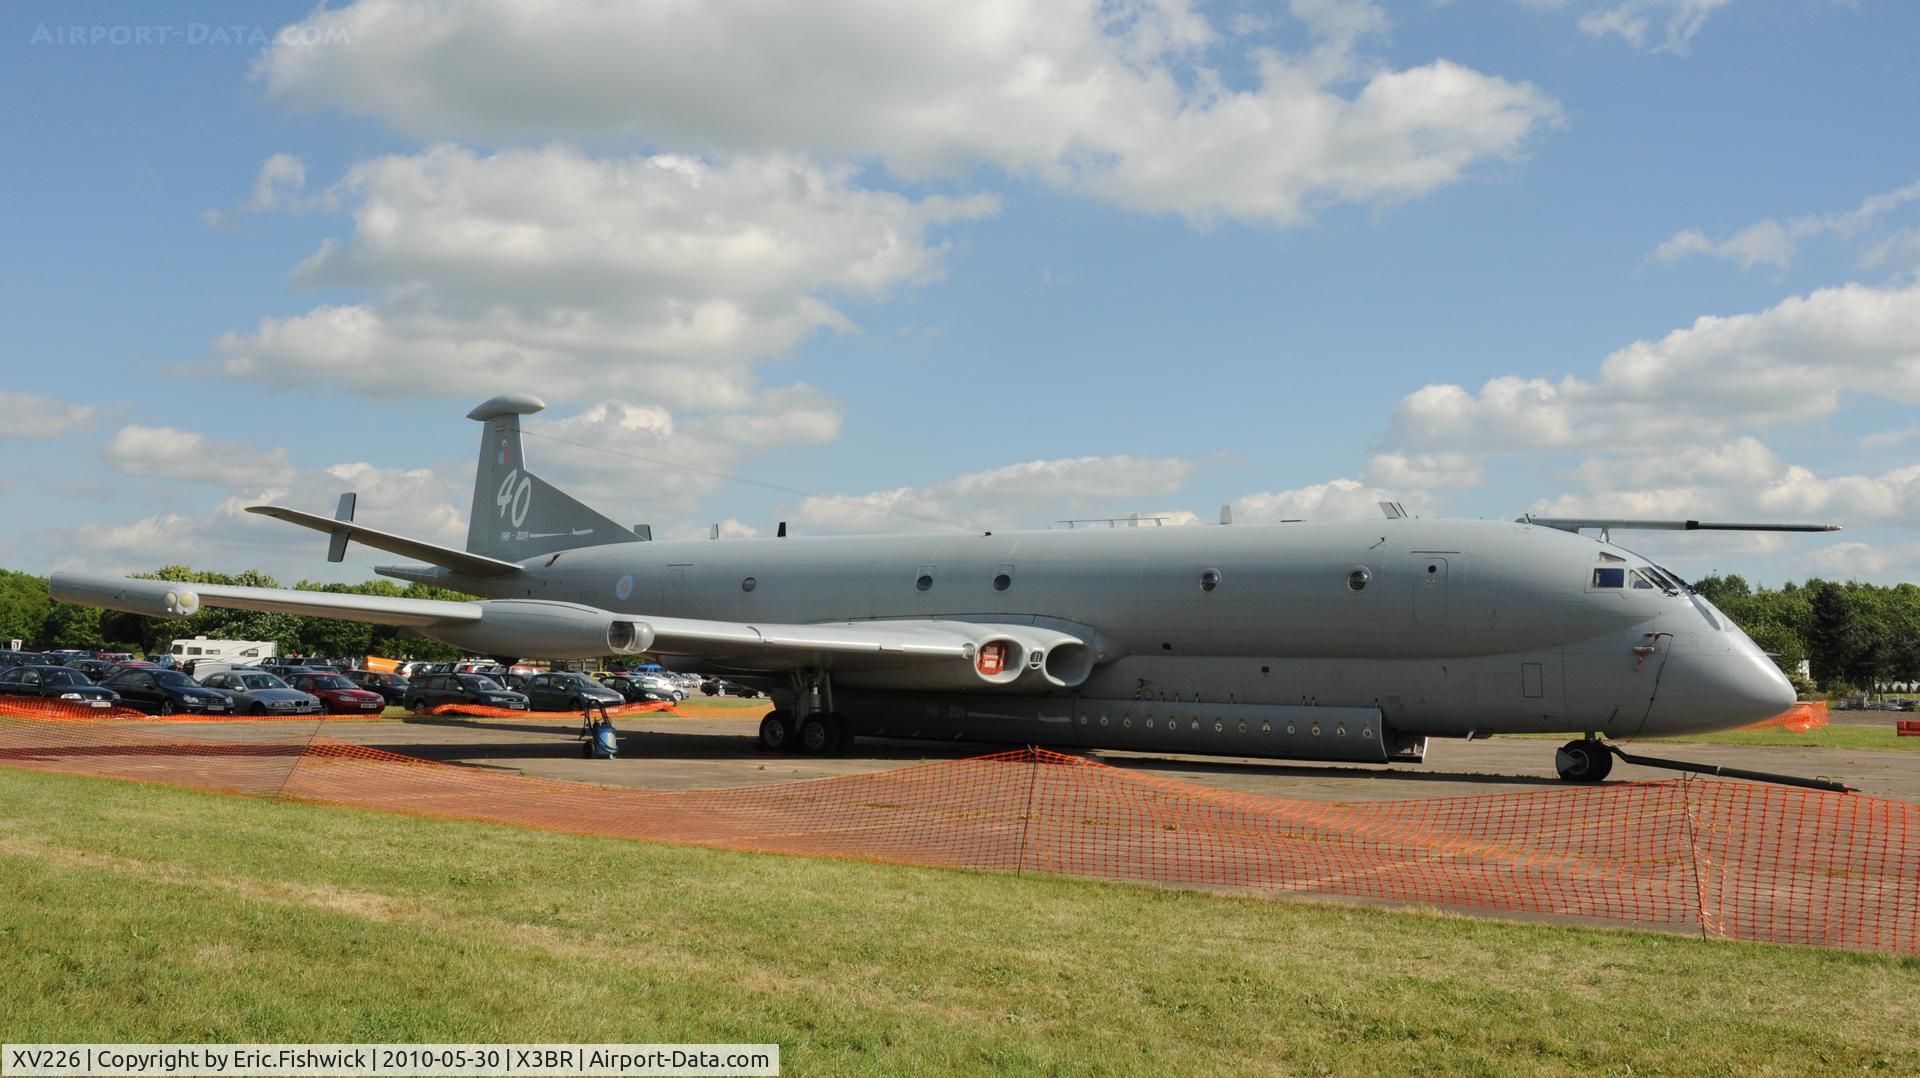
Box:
1742 701 1830 733
421 701 678 719
0 709 1914 955
0 698 676 724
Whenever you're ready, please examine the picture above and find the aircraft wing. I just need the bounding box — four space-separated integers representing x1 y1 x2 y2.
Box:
47 572 1109 685
246 505 523 578
51 572 482 628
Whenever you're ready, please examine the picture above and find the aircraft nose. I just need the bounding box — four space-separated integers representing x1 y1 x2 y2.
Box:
1648 634 1797 734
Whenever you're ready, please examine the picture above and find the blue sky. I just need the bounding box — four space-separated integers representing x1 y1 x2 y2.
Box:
2 0 1917 586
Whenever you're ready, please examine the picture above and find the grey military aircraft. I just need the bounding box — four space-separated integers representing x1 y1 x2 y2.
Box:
51 394 1837 783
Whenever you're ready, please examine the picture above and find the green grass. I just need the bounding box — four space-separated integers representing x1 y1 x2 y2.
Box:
1646 723 1920 751
0 768 1915 1074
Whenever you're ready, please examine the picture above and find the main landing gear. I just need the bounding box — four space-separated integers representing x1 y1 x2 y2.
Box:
757 668 855 756
1554 737 1612 783
757 708 853 756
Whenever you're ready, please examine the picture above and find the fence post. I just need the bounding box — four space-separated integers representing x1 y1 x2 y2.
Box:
1677 775 1714 940
1015 746 1041 875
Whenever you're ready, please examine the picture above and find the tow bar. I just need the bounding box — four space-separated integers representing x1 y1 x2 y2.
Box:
1606 743 1855 793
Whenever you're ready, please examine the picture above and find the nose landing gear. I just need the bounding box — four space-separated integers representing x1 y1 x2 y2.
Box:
1555 737 1613 783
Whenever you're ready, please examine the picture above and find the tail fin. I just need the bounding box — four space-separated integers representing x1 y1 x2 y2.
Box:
465 394 643 561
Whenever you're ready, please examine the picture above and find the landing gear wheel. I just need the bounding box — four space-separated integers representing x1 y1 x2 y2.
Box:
758 710 795 752
798 713 843 756
1555 739 1613 783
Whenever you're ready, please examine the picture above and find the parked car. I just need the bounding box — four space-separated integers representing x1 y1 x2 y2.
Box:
285 671 389 715
98 668 234 716
699 677 760 698
0 665 119 708
632 673 687 702
344 669 410 705
521 672 626 713
404 672 529 713
0 650 51 670
597 675 676 705
196 670 324 716
64 658 119 681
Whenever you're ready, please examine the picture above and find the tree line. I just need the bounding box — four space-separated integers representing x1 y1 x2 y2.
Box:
0 567 469 662
1683 575 1918 696
2 566 1914 694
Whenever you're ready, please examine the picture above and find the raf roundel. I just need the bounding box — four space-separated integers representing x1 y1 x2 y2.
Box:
614 574 634 601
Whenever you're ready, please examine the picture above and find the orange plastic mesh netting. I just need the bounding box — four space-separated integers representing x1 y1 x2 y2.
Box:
1742 701 1830 733
0 709 1913 955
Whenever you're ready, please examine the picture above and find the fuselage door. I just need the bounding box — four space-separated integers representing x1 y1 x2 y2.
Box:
1413 556 1449 628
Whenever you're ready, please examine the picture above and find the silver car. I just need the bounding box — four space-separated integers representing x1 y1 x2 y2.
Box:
197 670 325 716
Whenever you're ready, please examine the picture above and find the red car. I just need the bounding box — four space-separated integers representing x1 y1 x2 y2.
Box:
287 671 388 714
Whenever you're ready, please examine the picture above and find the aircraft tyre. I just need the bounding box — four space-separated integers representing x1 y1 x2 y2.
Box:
759 710 795 752
1555 739 1613 783
797 712 842 756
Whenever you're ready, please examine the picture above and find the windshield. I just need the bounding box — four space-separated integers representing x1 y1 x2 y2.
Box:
240 674 289 689
154 671 196 688
308 675 355 689
43 669 83 686
1614 546 1691 593
460 675 502 691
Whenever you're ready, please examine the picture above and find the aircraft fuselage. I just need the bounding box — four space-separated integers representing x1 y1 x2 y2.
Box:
422 517 1793 763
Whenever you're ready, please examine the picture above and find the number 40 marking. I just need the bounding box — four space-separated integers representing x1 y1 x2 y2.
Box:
497 469 532 529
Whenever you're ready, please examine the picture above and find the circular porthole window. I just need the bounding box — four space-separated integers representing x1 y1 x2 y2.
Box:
915 574 933 591
993 573 1011 591
741 576 757 592
1347 567 1371 592
1199 569 1221 592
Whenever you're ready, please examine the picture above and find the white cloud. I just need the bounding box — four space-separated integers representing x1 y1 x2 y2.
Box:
1578 0 1734 54
1361 451 1485 490
1525 437 1919 532
103 426 296 489
1802 541 1920 580
256 0 1562 226
1386 280 1920 458
0 391 95 440
1651 179 1920 271
519 388 846 521
1234 478 1442 522
202 153 319 227
790 454 1204 534
50 455 469 581
208 146 995 405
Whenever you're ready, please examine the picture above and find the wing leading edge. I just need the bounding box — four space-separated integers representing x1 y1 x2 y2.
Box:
47 572 1107 687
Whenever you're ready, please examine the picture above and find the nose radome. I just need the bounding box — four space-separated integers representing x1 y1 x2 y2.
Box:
1646 632 1796 734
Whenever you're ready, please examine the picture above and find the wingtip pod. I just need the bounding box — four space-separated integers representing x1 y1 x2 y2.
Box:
50 572 200 619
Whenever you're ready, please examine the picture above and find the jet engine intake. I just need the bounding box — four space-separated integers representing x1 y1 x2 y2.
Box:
428 600 652 661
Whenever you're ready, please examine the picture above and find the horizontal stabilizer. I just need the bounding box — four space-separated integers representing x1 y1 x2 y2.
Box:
247 505 523 577
1519 516 1842 534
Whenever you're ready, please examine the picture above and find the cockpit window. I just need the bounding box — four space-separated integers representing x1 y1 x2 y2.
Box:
1592 567 1626 588
1630 569 1657 589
